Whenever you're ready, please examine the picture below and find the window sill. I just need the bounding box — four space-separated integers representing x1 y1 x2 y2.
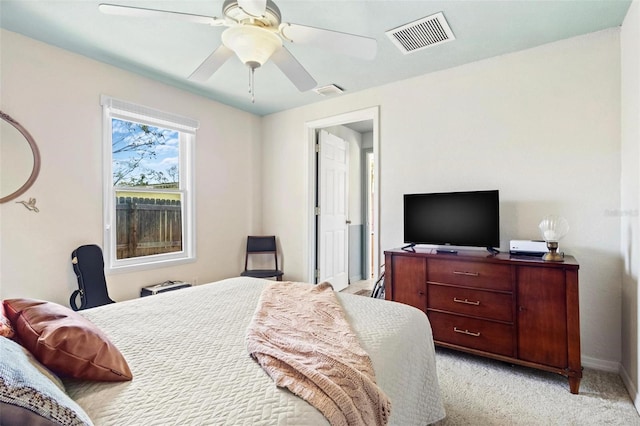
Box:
106 255 196 275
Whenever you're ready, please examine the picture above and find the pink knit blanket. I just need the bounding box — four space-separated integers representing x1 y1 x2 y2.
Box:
246 281 391 426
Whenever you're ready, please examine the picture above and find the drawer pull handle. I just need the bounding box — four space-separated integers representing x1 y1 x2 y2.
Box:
454 327 481 337
453 271 480 277
453 297 480 306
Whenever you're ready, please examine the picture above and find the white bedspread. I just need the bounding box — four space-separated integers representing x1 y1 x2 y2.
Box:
64 277 445 425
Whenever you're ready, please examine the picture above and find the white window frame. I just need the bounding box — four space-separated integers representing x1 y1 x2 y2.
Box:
101 95 198 273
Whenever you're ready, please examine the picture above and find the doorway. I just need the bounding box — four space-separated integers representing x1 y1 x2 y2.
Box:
364 149 375 280
305 107 380 287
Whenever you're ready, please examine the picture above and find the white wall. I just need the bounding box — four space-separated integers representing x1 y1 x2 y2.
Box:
0 30 263 304
262 29 622 367
621 0 640 409
362 132 373 150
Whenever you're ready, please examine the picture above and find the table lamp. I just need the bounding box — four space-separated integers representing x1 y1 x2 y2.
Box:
538 215 569 262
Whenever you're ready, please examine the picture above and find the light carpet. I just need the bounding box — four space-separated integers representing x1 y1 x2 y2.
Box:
433 347 639 425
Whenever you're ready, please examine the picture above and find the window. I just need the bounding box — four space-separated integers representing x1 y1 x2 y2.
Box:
101 96 198 272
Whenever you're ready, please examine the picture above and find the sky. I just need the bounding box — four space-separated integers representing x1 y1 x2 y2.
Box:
111 118 180 186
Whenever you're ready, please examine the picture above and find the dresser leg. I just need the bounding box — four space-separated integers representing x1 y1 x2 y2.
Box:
569 376 581 394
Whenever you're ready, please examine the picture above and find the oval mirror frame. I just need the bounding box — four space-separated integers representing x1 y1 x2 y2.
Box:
0 111 41 203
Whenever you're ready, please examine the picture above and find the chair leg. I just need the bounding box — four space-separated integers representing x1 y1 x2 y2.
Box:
277 276 282 281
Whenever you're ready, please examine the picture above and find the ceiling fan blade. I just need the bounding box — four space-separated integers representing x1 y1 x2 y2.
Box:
270 46 317 92
280 23 377 60
237 0 267 17
98 3 225 26
188 45 235 82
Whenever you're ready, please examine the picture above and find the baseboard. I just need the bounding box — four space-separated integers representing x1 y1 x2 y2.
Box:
620 363 640 416
582 355 620 373
349 274 363 283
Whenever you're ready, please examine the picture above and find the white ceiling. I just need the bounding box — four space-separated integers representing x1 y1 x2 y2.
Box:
0 0 632 116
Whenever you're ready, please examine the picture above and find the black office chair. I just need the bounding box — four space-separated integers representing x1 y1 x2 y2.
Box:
241 236 284 281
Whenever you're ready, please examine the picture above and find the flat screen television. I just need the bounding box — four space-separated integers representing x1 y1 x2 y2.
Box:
403 189 500 253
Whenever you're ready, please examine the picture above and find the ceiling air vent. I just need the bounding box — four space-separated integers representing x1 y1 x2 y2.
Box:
386 12 455 55
313 84 344 97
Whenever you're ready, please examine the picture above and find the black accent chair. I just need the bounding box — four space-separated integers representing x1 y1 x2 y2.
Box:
240 236 284 281
70 244 115 311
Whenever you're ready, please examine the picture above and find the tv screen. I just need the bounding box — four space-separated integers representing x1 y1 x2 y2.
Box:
403 190 500 249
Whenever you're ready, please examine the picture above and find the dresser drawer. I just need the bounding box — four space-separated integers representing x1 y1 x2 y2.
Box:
428 284 513 322
427 258 512 291
429 311 515 357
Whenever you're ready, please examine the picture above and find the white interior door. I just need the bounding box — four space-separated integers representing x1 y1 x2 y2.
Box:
318 130 349 291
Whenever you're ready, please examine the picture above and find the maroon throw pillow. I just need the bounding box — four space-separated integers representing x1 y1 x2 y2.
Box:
3 298 132 381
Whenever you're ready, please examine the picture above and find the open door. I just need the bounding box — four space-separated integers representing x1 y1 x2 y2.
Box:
317 130 349 291
305 107 379 288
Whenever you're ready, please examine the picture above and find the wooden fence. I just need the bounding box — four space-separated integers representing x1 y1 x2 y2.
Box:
116 196 182 259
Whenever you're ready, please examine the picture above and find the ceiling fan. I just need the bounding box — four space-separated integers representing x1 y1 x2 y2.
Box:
99 0 377 102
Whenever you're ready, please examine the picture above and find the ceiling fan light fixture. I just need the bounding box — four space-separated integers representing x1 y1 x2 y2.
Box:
100 0 374 99
222 25 281 68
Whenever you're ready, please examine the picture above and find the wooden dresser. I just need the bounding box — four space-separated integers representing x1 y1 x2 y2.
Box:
384 247 581 393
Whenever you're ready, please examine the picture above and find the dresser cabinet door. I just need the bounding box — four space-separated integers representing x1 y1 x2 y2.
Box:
391 256 426 311
517 266 568 368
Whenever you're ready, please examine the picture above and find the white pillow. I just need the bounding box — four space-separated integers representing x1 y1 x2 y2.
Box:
0 336 93 425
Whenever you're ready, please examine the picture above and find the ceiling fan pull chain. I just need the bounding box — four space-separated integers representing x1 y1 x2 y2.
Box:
249 66 256 103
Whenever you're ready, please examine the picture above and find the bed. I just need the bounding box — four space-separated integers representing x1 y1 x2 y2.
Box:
5 277 445 425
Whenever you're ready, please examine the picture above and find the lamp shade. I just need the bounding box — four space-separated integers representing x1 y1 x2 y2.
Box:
222 25 281 68
538 215 569 242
